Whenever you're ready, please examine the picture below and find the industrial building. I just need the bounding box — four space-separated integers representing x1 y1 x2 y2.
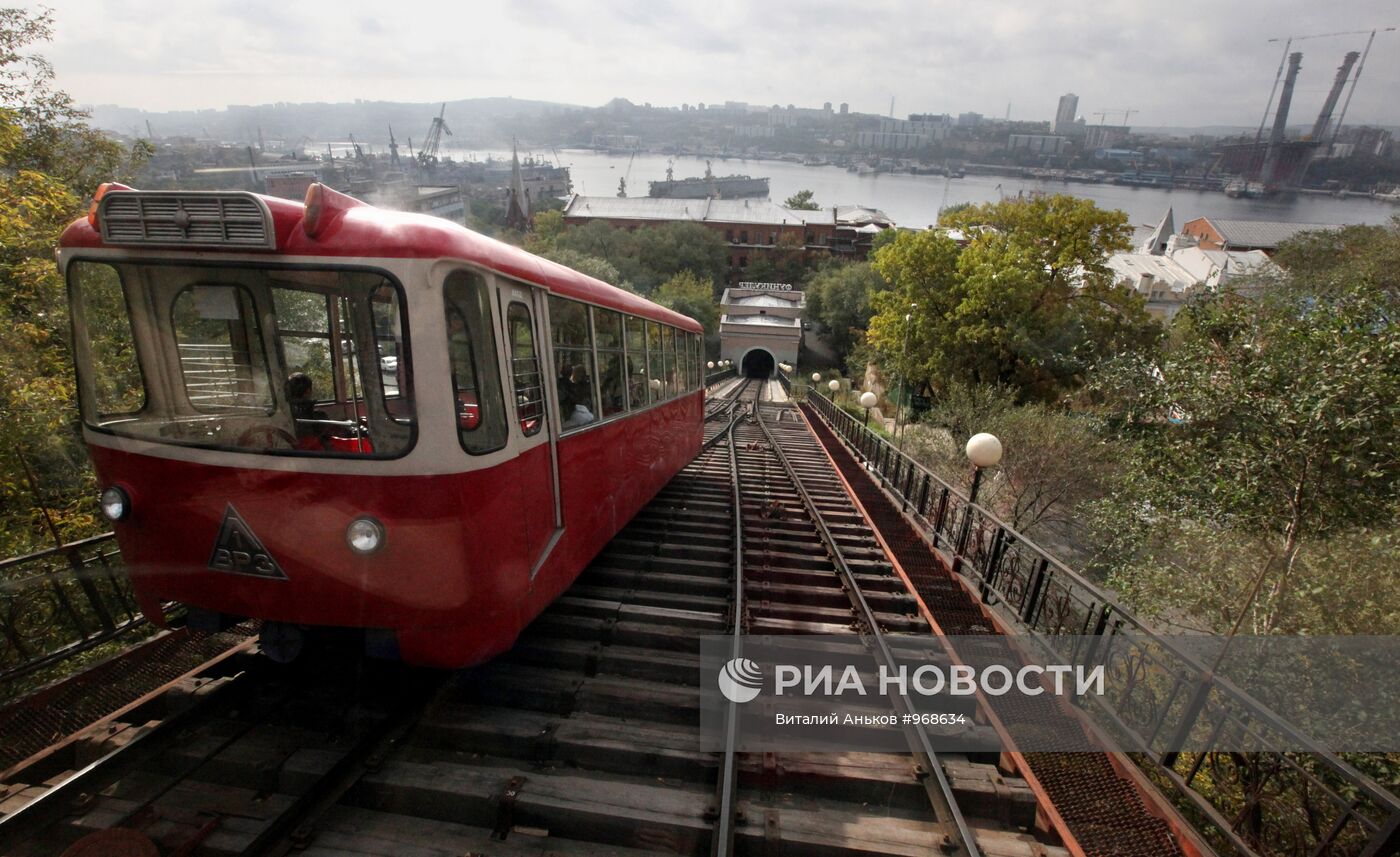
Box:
560 196 895 271
1180 217 1339 253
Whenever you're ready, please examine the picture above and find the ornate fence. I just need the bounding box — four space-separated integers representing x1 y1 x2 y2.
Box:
0 533 154 689
705 366 737 387
805 390 1400 857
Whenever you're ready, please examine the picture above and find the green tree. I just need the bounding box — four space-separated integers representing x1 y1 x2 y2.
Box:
0 9 150 553
524 208 565 253
555 220 729 294
869 195 1158 402
631 221 730 293
540 248 635 293
784 189 820 210
865 228 963 395
1088 240 1400 633
554 220 645 284
904 382 1126 542
935 202 972 224
652 271 718 336
805 261 886 359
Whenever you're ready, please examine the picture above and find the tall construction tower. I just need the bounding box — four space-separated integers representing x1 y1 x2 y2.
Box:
1311 52 1360 142
1259 52 1302 187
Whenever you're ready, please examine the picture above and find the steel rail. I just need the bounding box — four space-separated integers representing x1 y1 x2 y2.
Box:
702 379 752 449
752 402 982 857
0 651 268 846
711 382 753 857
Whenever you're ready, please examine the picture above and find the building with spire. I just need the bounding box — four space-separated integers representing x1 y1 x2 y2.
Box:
505 141 531 231
1140 208 1174 255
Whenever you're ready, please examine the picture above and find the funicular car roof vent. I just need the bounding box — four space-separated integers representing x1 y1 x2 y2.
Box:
98 191 276 250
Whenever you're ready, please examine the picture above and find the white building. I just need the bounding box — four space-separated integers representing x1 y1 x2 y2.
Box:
718 283 806 377
1008 134 1070 155
1107 215 1277 320
857 116 951 150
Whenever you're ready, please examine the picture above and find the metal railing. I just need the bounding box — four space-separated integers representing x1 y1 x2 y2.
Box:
705 366 737 387
0 533 154 689
805 390 1400 857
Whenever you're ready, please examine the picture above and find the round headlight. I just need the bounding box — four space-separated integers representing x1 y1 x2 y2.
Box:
346 517 385 554
99 486 129 522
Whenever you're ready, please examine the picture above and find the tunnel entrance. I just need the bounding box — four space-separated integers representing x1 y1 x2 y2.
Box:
741 348 775 379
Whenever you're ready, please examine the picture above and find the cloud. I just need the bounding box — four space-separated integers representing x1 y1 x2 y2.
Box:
33 0 1400 127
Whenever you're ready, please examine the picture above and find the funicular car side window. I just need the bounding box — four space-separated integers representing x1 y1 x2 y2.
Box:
646 321 664 404
548 295 598 431
506 302 545 437
444 271 507 454
625 315 647 410
593 308 627 417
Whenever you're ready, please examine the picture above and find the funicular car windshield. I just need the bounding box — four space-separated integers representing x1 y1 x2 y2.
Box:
69 260 415 457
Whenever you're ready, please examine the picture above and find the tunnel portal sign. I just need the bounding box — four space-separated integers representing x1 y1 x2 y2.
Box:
736 282 793 291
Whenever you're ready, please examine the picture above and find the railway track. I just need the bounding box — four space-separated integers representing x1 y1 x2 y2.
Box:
0 389 1081 857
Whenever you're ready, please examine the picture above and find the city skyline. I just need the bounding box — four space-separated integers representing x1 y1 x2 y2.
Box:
26 0 1400 129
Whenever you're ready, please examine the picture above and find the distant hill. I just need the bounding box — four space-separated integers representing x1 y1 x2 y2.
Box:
85 96 585 148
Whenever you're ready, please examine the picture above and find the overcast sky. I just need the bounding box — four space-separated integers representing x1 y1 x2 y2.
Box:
29 0 1400 129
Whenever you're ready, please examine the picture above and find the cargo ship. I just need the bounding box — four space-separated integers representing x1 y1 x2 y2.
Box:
649 160 769 199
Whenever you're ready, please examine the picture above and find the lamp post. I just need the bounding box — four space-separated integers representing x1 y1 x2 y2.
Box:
811 372 821 383
964 432 1003 507
960 431 1003 586
828 378 841 405
707 361 715 370
859 390 877 426
894 303 916 452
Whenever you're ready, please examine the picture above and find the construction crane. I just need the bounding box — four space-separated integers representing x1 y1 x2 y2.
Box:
347 132 367 165
1256 27 1395 145
387 125 401 167
1329 28 1395 144
416 104 452 170
620 148 638 197
1092 108 1138 126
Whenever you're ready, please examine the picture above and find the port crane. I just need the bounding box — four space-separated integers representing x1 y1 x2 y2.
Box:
347 133 367 166
619 148 638 197
417 103 452 170
388 125 401 167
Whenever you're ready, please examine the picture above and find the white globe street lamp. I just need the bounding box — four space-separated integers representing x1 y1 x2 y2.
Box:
965 433 1003 469
859 390 877 426
964 432 1003 507
811 372 821 383
707 361 715 369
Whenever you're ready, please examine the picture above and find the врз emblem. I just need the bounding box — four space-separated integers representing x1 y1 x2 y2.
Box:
208 504 287 579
